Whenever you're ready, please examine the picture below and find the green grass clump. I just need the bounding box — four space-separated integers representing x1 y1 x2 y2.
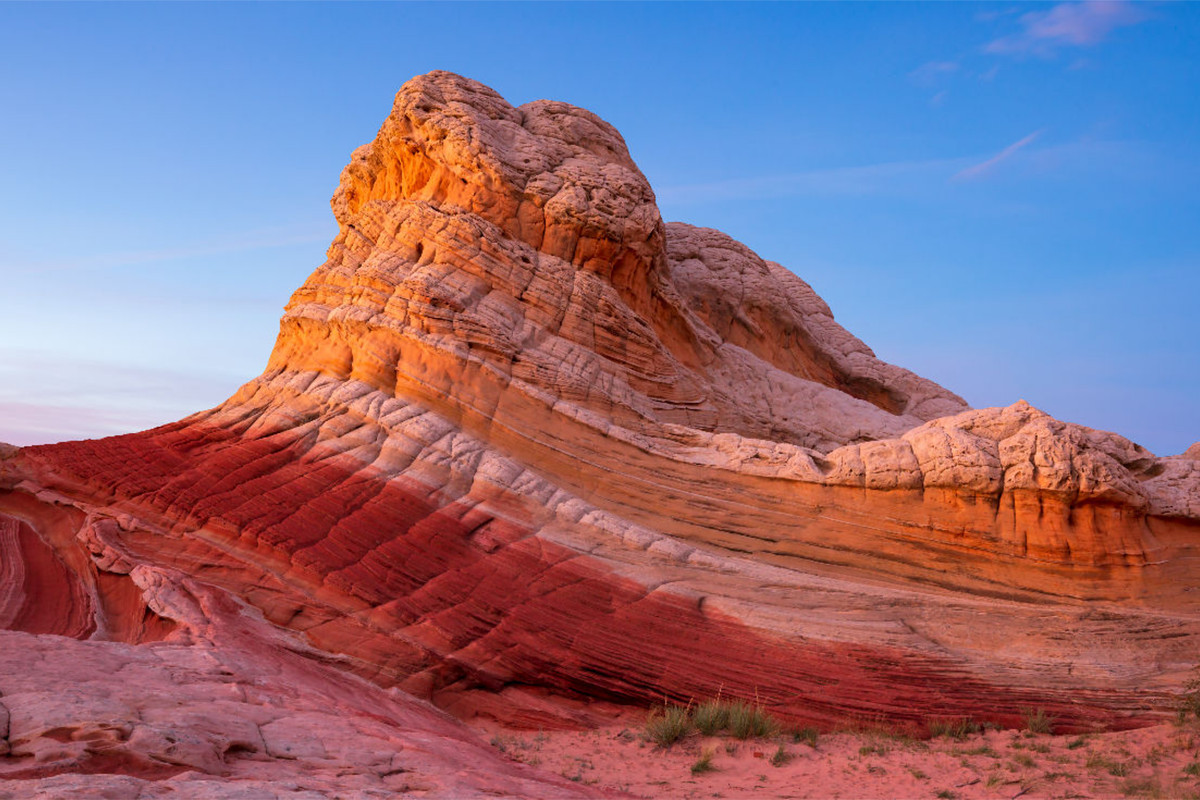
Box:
928 716 981 740
1086 754 1129 777
962 744 1000 758
792 727 819 748
690 748 716 775
727 699 779 739
1042 771 1076 781
1067 736 1088 750
645 703 692 747
770 744 792 767
1184 761 1200 777
1120 778 1165 798
693 698 731 736
678 696 782 739
1022 707 1054 735
1179 668 1200 724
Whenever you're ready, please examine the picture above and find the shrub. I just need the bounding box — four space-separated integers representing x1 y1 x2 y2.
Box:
693 698 731 736
691 747 716 775
1119 777 1163 798
770 744 792 767
1179 669 1200 723
727 700 779 739
928 716 981 740
645 703 692 747
1022 707 1054 735
792 726 819 748
962 744 999 758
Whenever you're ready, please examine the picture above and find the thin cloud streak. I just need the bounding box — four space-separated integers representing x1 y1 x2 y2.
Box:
952 130 1044 182
657 155 974 204
0 350 244 445
0 401 164 446
909 60 959 86
651 134 1143 203
986 1 1148 57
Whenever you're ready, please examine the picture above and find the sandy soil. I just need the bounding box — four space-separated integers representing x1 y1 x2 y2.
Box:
480 720 1200 799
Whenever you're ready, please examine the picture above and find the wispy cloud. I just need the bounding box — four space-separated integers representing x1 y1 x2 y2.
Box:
657 133 1149 203
909 60 960 86
952 130 1044 182
986 1 1148 57
0 350 242 446
657 155 975 205
0 401 164 447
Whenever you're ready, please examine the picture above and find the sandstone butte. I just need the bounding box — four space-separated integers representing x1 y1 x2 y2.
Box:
1 71 1198 798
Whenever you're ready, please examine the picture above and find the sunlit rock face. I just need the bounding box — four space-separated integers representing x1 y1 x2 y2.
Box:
3 73 1200 791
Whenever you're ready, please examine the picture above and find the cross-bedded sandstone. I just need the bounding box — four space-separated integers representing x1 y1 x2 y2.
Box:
2 71 1198 793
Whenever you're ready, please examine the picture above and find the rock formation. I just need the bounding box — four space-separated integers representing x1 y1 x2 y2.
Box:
2 71 1198 792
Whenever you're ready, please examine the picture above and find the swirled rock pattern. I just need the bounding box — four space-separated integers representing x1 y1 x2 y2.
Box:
2 70 1199 793
0 519 605 798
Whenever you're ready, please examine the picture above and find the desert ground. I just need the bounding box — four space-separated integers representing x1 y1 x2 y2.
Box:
482 714 1200 799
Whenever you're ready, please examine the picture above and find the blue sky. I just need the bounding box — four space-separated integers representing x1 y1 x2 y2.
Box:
1 2 1196 454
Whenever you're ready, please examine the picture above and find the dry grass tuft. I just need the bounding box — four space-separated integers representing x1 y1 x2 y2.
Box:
1022 707 1054 735
928 716 981 740
645 703 692 747
727 699 780 739
693 698 731 736
690 747 717 775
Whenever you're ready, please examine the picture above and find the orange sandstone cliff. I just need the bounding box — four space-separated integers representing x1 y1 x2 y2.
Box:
2 71 1199 795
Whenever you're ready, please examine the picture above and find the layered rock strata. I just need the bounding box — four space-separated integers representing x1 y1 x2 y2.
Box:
0 506 606 798
3 73 1199 791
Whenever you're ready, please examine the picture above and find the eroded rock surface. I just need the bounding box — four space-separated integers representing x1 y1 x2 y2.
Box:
0 513 607 798
2 70 1199 794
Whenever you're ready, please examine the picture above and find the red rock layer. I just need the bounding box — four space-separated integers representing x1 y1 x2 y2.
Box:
0 531 609 799
0 513 92 637
3 392 1187 733
0 492 175 645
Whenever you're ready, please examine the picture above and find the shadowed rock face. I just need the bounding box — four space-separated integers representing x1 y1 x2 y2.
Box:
2 72 1200 790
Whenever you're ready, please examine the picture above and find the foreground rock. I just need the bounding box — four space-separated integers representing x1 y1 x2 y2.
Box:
0 528 606 798
2 71 1199 792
